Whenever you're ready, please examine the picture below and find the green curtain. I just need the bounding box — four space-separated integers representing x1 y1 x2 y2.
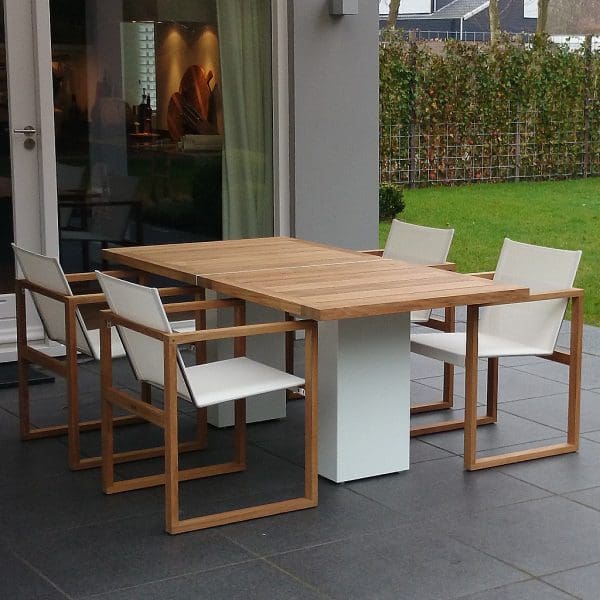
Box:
217 0 273 239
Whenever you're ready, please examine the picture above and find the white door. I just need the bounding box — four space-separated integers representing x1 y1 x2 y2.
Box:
0 0 58 361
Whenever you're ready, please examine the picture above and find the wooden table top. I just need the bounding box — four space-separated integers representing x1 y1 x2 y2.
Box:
104 237 529 321
103 237 381 285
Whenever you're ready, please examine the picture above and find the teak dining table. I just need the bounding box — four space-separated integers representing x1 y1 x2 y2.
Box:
104 237 529 483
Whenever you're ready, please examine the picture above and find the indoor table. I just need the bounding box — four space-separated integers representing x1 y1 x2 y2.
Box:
104 237 528 483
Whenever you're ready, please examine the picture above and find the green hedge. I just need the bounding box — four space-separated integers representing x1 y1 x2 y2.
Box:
380 33 600 185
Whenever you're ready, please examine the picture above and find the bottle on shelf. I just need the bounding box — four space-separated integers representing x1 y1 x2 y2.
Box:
138 88 147 133
145 93 152 134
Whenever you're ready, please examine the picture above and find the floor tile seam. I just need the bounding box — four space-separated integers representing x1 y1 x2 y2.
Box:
414 437 462 457
411 379 569 403
559 488 600 511
340 483 425 523
248 440 305 468
222 522 411 563
259 557 335 600
538 558 600 583
495 407 572 434
8 546 74 600
449 577 581 600
509 364 579 387
414 437 462 458
361 485 556 533
410 453 459 465
78 557 262 600
443 530 541 582
496 467 579 497
3 508 167 542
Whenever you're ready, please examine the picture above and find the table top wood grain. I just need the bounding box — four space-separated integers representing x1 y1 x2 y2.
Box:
104 237 529 320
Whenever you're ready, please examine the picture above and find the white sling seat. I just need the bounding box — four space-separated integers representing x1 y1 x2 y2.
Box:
410 238 584 470
96 272 319 534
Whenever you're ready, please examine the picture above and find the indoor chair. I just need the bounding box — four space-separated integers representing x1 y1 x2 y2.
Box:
13 244 206 470
411 238 583 470
97 272 318 534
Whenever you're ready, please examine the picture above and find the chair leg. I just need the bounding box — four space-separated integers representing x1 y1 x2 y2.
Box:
285 312 304 400
65 303 83 471
567 294 583 448
16 284 31 440
463 305 480 470
101 322 115 491
18 355 31 440
486 357 499 422
164 340 180 534
304 321 319 504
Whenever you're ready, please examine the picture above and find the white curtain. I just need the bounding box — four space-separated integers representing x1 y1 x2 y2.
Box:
217 0 273 239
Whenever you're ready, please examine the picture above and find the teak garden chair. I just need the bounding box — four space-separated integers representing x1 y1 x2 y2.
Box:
410 238 583 470
363 220 457 423
13 245 206 470
97 272 318 534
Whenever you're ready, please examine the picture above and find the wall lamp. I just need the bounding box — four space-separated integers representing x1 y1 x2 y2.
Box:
329 0 358 16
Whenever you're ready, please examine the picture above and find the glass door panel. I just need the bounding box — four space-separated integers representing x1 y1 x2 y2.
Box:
0 23 14 298
49 0 274 273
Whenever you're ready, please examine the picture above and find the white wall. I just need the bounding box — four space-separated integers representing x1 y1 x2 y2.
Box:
379 0 432 15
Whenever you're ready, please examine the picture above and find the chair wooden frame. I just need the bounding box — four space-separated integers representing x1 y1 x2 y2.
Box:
100 300 319 534
459 287 584 470
16 270 208 471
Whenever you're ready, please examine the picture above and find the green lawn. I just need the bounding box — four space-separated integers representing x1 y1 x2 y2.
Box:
379 179 600 325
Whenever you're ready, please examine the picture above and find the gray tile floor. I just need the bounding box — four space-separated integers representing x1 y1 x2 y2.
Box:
2 322 600 599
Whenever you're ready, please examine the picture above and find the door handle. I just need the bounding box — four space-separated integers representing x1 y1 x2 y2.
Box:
13 126 37 135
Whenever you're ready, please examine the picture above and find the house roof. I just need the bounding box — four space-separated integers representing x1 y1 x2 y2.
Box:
400 0 490 21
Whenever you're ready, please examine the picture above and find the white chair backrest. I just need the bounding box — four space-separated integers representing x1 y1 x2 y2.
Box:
96 272 191 400
383 220 454 265
480 238 581 354
12 245 94 356
383 220 454 322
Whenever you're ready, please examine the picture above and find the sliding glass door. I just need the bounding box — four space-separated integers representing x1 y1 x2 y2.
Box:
49 0 275 273
0 0 285 358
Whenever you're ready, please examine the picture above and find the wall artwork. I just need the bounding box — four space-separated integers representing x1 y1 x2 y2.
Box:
167 65 219 140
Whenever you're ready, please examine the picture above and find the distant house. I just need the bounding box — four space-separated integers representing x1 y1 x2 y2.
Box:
379 0 538 40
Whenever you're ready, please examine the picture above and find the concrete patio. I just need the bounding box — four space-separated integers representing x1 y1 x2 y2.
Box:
2 317 600 599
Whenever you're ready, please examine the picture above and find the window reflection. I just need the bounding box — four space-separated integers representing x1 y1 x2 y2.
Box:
51 0 273 273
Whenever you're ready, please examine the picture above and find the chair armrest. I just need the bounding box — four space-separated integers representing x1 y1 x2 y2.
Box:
482 287 583 308
16 279 71 303
66 269 138 283
157 286 204 299
360 249 384 257
100 311 315 345
163 298 244 314
170 319 317 345
519 288 583 302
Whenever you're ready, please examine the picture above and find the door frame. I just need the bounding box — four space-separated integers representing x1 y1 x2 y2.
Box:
0 0 59 361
